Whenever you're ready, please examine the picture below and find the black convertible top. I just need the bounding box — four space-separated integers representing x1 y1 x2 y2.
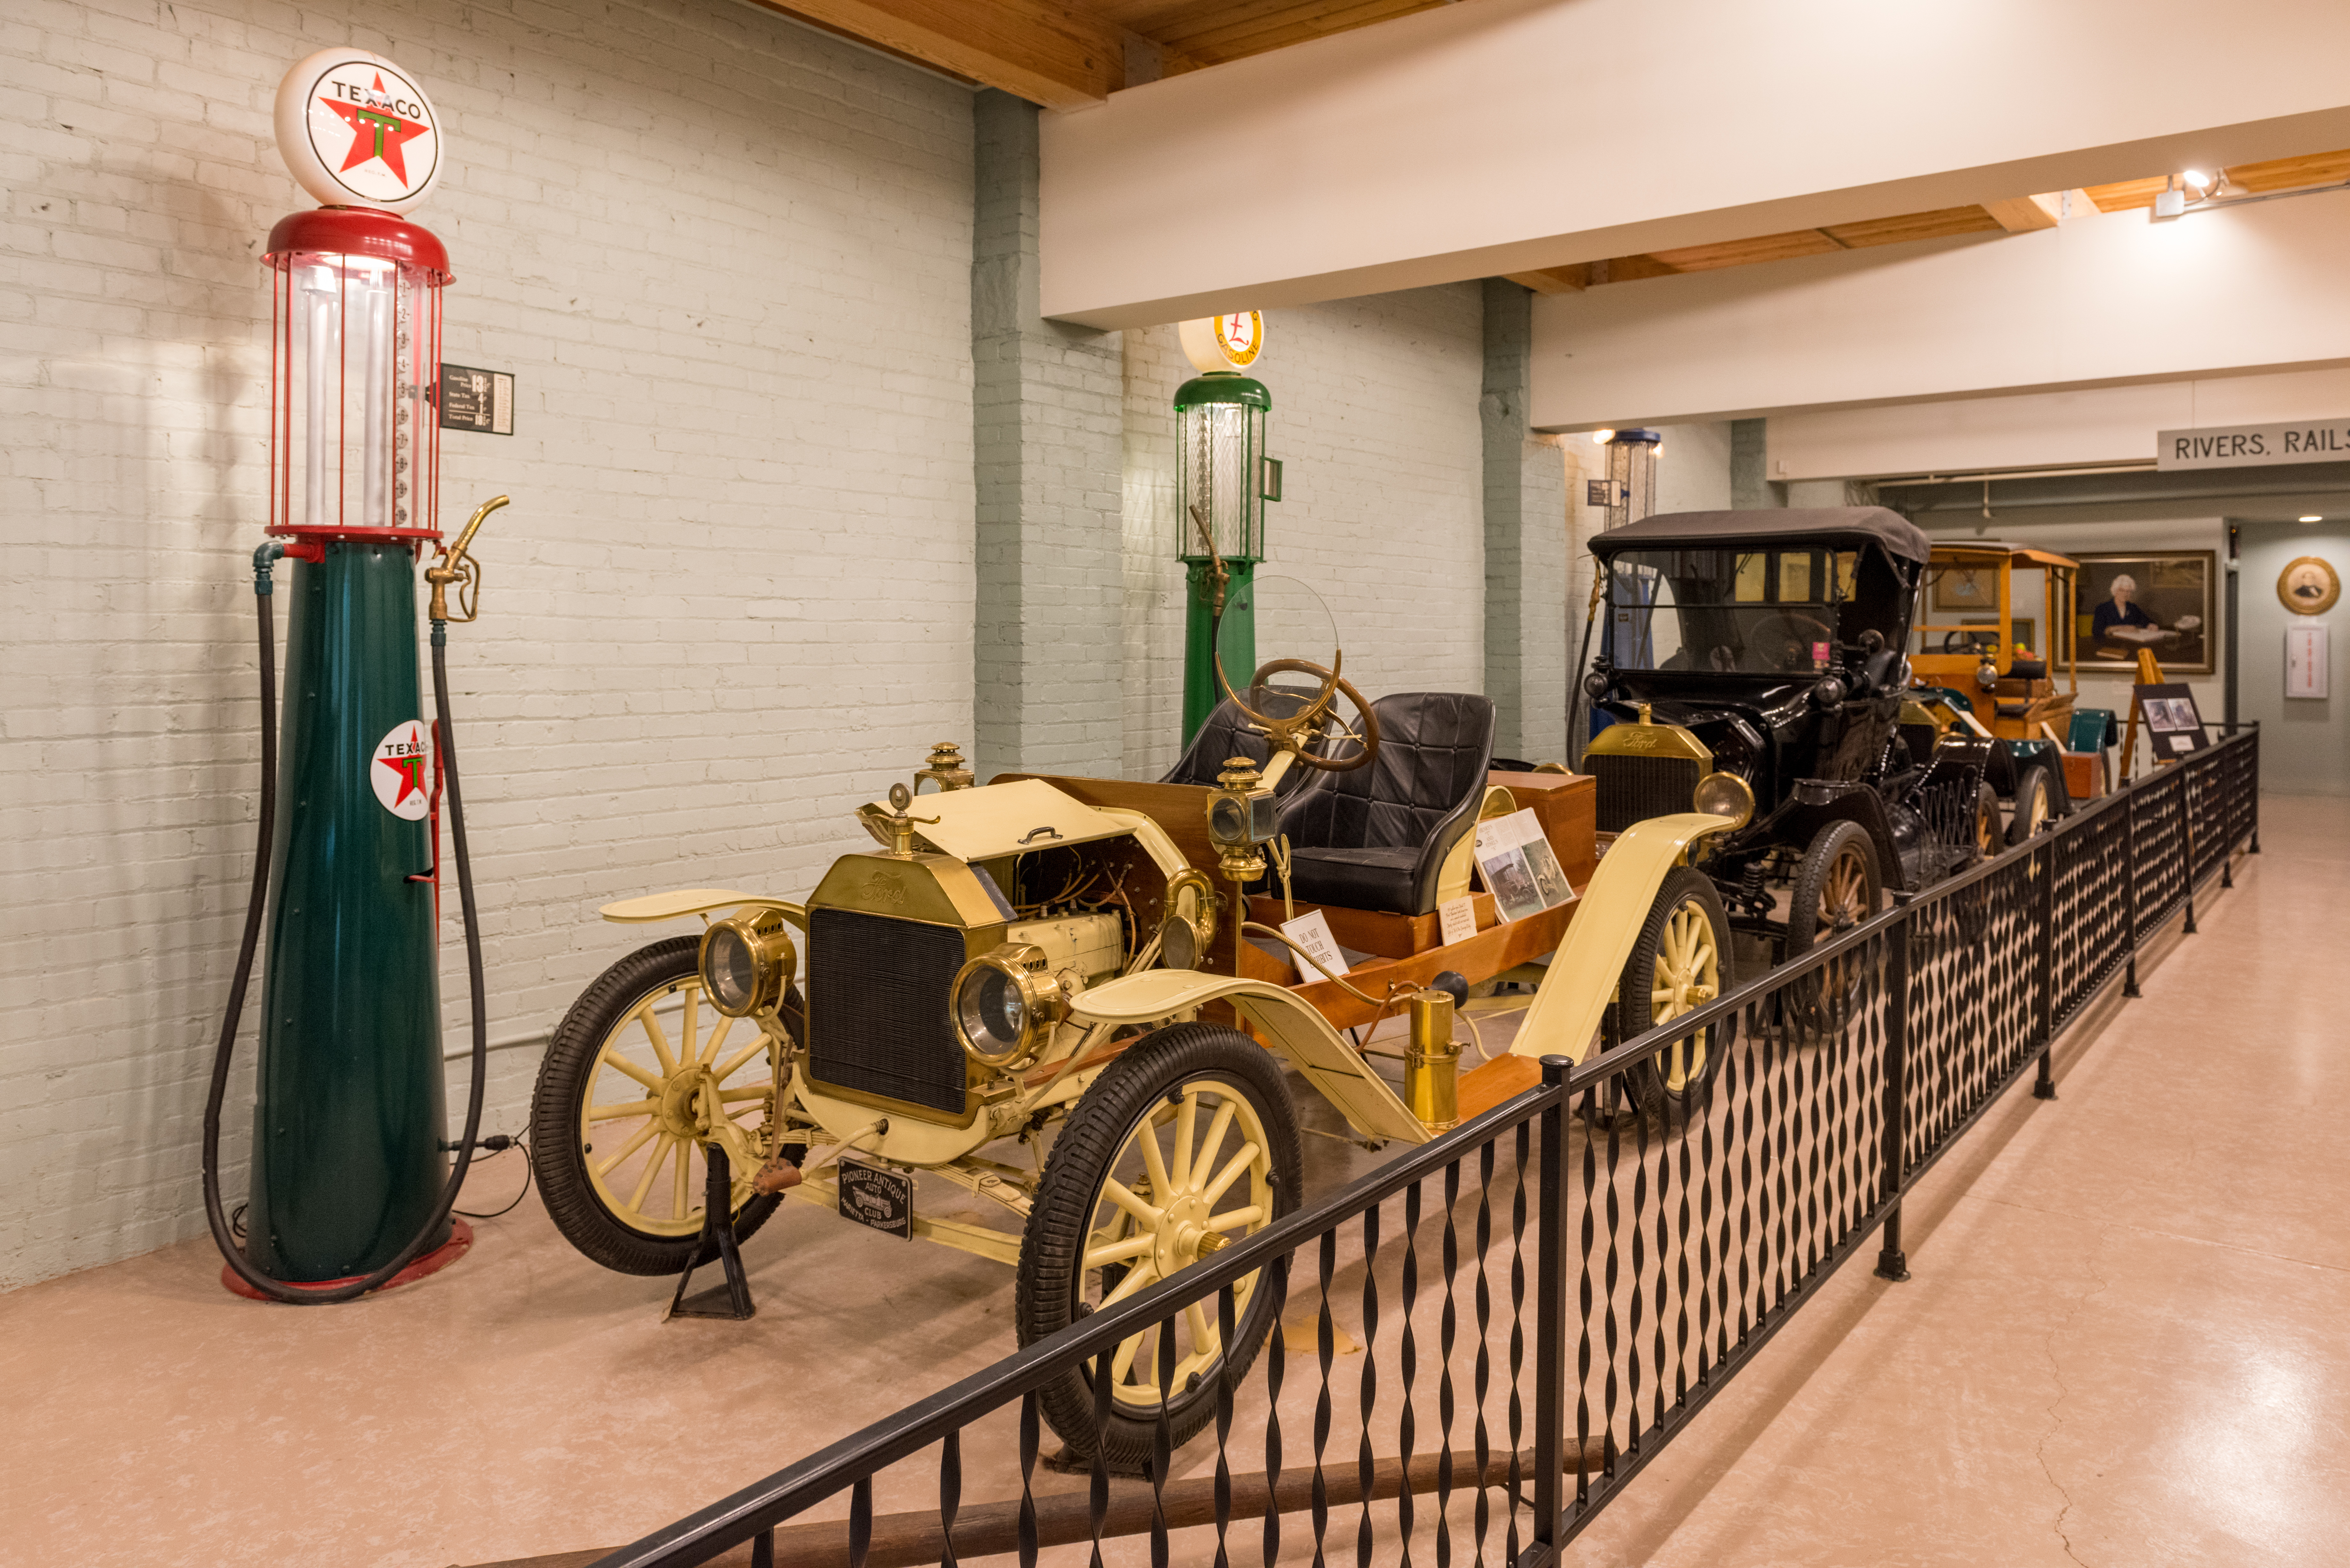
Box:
1588 507 1931 565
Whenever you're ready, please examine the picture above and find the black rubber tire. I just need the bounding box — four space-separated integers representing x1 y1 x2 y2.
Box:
1616 867 1735 1123
1017 1023 1301 1473
1785 821 1883 1037
529 936 786 1277
2007 764 2055 847
1972 781 2003 864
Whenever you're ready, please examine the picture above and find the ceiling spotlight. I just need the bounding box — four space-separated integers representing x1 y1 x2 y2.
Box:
2181 169 2207 188
1653 444 1665 458
2300 514 2323 523
1591 428 1615 444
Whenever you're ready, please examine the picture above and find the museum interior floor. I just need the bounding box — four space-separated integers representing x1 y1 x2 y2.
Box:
5 795 2345 1568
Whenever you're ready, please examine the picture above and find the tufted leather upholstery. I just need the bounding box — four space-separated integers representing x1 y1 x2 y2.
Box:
1274 692 1495 915
1161 688 1325 795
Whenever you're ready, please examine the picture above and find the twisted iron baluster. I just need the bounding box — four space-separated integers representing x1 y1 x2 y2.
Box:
1506 1121 1529 1559
1574 1084 1596 1510
1152 1312 1173 1568
1215 1283 1236 1568
1019 1392 1040 1568
1313 1229 1335 1565
1436 1160 1459 1568
850 1476 872 1568
1356 1201 1381 1568
1397 1182 1421 1566
1472 1141 1495 1563
1089 1352 1111 1568
939 1429 961 1568
1264 1255 1287 1568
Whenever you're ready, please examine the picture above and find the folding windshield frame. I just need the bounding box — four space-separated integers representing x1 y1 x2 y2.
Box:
1600 541 1907 677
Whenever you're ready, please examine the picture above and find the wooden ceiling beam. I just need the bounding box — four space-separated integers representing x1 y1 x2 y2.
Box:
757 0 1129 109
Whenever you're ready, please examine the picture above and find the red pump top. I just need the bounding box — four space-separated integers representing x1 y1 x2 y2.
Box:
264 206 452 283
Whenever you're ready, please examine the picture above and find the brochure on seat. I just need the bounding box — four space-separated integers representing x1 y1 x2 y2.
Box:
1474 808 1576 923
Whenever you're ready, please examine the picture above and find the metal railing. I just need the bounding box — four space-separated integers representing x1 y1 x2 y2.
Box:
585 727 2259 1568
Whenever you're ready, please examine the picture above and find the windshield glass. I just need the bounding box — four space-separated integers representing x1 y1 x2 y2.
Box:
1602 547 1861 674
1217 573 1339 693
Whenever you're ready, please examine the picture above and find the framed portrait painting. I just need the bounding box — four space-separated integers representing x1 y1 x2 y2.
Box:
1931 562 1998 612
2073 551 2216 676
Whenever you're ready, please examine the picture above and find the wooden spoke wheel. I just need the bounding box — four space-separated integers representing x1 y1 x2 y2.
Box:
1616 867 1734 1122
1973 780 2003 863
2008 763 2055 847
1785 821 1884 1039
530 936 793 1276
1018 1024 1300 1472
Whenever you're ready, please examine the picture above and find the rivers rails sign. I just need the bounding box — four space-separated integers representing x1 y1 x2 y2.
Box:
2156 418 2350 471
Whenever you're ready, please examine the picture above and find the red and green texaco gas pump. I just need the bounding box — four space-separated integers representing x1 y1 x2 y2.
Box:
202 48 504 1302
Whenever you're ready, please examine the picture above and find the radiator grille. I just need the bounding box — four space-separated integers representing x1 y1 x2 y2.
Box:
1589 754 1704 833
807 907 969 1116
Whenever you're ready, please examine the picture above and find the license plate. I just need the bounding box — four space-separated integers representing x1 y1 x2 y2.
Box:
835 1158 912 1240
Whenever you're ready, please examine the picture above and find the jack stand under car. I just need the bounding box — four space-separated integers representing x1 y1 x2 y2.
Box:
199 47 509 1303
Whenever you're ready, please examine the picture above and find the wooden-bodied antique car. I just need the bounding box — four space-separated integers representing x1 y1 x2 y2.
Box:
1576 509 2001 977
1907 539 2084 842
529 585 1753 1467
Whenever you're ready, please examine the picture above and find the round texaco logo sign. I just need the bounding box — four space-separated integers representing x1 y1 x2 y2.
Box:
372 720 433 820
273 48 444 213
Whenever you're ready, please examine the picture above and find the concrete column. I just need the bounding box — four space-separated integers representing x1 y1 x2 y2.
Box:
1730 418 1784 509
1481 278 1568 762
972 90 1124 780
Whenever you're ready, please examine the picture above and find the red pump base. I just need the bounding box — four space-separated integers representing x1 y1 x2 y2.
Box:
220 1218 473 1302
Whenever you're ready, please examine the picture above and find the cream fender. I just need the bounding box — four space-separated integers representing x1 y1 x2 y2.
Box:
1507 812 1737 1065
598 888 807 931
1070 970 1429 1145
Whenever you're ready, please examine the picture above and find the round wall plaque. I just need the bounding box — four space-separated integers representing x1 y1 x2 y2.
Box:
273 49 444 214
2278 556 2339 615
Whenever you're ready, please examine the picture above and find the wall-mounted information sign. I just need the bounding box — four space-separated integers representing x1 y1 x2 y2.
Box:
2154 418 2350 471
439 364 513 435
2286 625 2329 700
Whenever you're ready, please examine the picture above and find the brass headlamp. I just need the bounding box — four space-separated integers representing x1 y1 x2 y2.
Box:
951 943 1071 1069
698 913 797 1019
1206 756 1278 883
1691 771 1755 830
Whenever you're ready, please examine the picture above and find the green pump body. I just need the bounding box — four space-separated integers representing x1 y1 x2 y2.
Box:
246 542 450 1280
1175 371 1274 742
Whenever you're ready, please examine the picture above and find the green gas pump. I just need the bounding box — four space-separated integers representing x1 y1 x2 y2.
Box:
1175 312 1282 741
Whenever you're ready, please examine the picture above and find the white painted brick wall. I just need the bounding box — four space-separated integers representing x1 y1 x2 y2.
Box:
0 0 974 1287
1120 284 1489 777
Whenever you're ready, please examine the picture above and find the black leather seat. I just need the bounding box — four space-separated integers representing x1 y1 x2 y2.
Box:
1161 688 1323 795
1273 692 1495 915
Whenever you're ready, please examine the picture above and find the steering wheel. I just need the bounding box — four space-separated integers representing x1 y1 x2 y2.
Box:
1750 612 1833 673
1225 656 1381 773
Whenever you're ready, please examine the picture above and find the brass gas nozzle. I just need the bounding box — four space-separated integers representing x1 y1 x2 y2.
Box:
427 495 508 623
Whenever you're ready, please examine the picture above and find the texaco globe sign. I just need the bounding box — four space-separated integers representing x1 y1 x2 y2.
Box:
272 48 444 213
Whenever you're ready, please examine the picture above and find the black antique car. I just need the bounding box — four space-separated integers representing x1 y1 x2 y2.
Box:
1577 508 1999 971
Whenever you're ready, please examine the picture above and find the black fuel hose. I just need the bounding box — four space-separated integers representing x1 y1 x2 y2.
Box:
200 545 490 1304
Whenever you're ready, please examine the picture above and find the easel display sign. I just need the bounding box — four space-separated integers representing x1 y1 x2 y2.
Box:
1474 809 1576 923
2134 682 2208 759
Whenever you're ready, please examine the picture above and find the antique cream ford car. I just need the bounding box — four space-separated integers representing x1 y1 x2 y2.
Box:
530 594 1754 1465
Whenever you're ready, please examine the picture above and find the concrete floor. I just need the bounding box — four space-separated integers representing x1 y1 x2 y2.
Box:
4 796 2344 1567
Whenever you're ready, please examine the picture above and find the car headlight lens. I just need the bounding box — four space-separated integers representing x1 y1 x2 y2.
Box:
698 915 796 1018
952 944 1067 1068
1159 912 1202 970
1691 771 1755 830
